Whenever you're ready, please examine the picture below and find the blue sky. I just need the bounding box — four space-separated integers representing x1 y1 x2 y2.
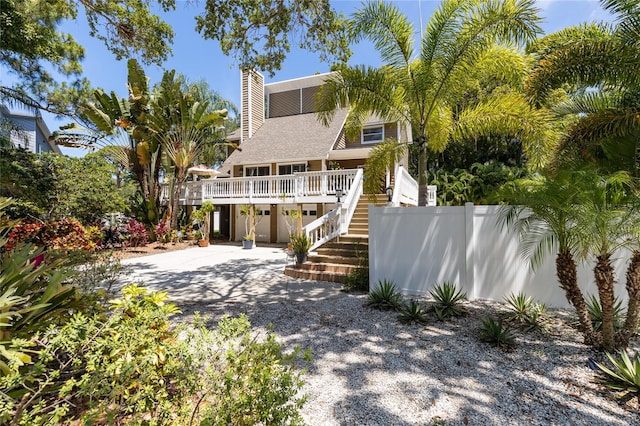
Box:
5 1 613 155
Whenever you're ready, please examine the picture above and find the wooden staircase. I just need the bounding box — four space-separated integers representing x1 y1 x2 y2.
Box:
284 194 387 283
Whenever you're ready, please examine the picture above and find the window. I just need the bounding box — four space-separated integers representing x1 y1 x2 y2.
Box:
362 126 384 144
278 163 306 175
244 166 270 177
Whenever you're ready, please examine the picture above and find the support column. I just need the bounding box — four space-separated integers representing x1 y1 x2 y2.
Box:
270 204 278 243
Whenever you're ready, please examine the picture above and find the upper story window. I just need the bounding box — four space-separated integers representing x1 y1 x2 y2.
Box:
244 165 270 176
278 163 306 175
362 126 384 144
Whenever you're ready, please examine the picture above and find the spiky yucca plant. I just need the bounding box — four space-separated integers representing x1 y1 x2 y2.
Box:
596 350 640 403
504 292 548 332
479 318 516 349
398 299 429 325
585 294 625 332
366 280 402 311
429 282 467 320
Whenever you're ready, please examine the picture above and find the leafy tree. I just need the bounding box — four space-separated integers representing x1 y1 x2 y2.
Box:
41 153 126 224
0 0 175 116
317 0 555 205
195 0 351 75
0 147 56 218
526 0 640 175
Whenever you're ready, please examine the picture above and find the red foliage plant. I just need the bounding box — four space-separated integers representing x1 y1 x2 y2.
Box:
154 219 171 244
6 219 92 251
123 218 149 248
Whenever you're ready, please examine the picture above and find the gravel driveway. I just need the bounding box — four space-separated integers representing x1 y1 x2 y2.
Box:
120 245 640 425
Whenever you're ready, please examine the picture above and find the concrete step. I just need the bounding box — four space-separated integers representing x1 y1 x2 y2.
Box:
316 246 366 257
307 254 362 266
322 241 368 251
294 262 357 274
337 235 369 244
284 266 348 284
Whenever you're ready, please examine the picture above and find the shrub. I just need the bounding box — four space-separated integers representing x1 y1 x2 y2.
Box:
85 225 104 248
398 299 429 325
342 249 369 292
366 279 403 311
40 217 92 250
154 219 171 243
595 350 640 403
479 318 516 349
429 282 467 320
1 285 308 425
122 218 149 247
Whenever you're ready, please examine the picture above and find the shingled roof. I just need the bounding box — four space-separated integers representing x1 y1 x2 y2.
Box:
222 109 348 167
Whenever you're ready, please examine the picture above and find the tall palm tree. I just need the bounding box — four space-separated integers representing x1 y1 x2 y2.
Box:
526 0 640 175
316 0 555 205
149 72 227 230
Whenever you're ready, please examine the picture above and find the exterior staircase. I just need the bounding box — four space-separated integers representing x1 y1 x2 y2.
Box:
284 194 388 283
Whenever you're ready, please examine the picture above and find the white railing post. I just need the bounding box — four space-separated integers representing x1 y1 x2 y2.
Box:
248 180 254 203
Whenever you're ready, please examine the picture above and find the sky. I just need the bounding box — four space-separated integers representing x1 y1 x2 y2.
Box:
3 1 614 155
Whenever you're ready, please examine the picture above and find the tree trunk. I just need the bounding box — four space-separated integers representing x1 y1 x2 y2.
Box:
556 251 596 345
616 250 640 348
417 137 428 206
170 169 185 230
594 254 616 351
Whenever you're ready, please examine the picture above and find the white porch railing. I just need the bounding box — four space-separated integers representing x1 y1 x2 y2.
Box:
390 165 436 207
391 165 419 206
302 168 364 251
199 169 360 204
303 208 341 252
160 181 203 205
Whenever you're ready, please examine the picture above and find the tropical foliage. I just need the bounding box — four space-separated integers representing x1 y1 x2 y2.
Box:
317 0 555 205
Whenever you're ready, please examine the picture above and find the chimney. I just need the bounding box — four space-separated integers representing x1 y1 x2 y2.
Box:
240 69 265 142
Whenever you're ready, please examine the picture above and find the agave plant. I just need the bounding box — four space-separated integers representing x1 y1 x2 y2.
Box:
504 292 548 332
429 282 467 320
585 294 625 332
595 350 640 403
397 299 429 325
479 318 516 349
365 280 402 311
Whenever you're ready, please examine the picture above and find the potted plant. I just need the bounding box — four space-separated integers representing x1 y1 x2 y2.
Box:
240 204 263 249
192 201 215 247
291 233 311 264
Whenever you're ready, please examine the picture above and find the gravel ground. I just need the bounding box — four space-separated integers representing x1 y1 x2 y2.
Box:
176 293 640 426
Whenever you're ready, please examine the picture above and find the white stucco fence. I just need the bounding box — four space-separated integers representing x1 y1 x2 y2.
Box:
368 204 631 308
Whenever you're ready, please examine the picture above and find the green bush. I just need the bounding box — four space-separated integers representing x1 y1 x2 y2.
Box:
398 299 429 325
1 285 308 425
342 249 369 292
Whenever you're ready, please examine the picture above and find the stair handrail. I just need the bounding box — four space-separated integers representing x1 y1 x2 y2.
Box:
303 207 341 252
391 165 419 206
339 168 364 233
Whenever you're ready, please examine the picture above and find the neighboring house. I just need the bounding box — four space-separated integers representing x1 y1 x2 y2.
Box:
210 70 414 243
0 106 61 154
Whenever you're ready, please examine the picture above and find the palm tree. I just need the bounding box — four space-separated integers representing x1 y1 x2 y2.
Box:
501 168 640 350
499 170 596 345
316 0 555 205
149 72 227 230
526 0 640 175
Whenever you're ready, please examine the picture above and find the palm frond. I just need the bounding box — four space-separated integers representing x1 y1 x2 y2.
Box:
350 0 415 69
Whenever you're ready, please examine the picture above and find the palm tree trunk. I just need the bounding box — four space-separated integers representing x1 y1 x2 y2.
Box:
417 136 428 206
556 251 596 345
594 254 616 351
616 251 640 348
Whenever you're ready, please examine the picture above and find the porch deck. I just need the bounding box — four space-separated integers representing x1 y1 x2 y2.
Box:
161 169 361 206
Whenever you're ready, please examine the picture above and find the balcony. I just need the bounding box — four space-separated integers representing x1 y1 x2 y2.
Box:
161 169 362 206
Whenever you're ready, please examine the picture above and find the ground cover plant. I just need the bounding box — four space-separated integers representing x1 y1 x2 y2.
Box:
596 350 640 404
429 282 467 320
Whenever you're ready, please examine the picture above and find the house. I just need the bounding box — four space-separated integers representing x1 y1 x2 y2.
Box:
0 106 61 154
166 70 428 282
211 70 416 243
